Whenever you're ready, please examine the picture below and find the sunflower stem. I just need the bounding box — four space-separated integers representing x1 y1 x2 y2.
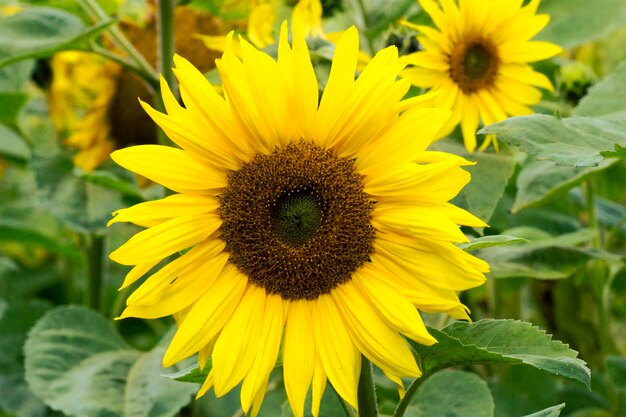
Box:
353 0 375 55
358 356 378 417
87 234 105 312
393 368 434 417
77 0 158 90
155 0 176 147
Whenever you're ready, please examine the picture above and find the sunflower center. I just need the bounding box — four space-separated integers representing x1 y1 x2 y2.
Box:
449 37 499 93
218 141 375 300
272 190 323 246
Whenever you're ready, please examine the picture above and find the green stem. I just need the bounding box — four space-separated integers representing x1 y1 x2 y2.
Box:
90 45 156 85
155 0 176 147
353 0 375 55
87 234 105 312
358 356 378 417
393 370 433 417
78 0 158 91
585 180 601 249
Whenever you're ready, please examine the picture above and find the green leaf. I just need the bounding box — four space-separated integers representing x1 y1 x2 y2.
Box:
600 144 626 159
35 153 126 232
0 299 51 417
365 0 415 39
573 61 626 120
480 115 626 167
605 356 626 390
513 159 617 212
0 7 115 68
0 93 29 125
409 370 494 417
79 170 146 201
0 59 34 92
24 306 195 417
409 319 590 387
0 123 30 160
125 345 195 417
537 0 626 49
522 404 566 417
0 220 81 259
432 139 516 223
477 228 618 280
458 235 528 252
168 363 211 384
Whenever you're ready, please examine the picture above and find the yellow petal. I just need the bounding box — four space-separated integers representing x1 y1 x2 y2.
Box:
109 213 221 265
121 242 229 319
354 269 436 345
240 294 285 413
163 264 248 367
119 261 159 290
212 285 266 396
110 145 226 193
312 294 360 409
108 194 218 228
283 300 316 417
357 107 452 176
332 283 421 377
499 41 562 63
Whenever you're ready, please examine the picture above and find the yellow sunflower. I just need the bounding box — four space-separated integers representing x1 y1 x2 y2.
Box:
49 51 120 172
401 0 562 153
108 24 489 417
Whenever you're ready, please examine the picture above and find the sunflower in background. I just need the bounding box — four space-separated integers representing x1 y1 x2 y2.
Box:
108 24 489 417
198 0 324 53
48 1 222 172
401 0 562 153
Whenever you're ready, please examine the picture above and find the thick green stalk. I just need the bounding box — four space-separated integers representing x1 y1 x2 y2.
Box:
358 356 379 417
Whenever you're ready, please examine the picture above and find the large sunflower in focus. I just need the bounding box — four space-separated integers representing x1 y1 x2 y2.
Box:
402 0 562 153
109 25 489 417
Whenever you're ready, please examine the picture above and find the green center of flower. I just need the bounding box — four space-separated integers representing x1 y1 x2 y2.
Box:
218 141 375 300
449 37 499 93
273 190 323 246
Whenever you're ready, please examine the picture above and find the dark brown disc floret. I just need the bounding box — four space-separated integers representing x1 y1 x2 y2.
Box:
218 141 375 300
448 36 500 94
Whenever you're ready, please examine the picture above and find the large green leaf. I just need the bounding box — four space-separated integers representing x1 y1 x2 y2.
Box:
24 306 195 417
573 61 626 119
407 370 494 417
0 7 114 68
0 123 30 160
513 159 617 212
432 139 516 223
409 319 590 387
480 115 626 167
537 0 626 49
0 299 51 417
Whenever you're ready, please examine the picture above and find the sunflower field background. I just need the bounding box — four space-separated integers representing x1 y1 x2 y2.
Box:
1 0 626 416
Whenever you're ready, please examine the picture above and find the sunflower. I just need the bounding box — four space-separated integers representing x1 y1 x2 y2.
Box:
109 24 489 417
198 0 323 54
401 0 562 153
49 51 120 172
